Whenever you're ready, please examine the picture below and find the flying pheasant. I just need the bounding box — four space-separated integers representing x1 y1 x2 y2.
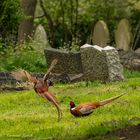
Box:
69 93 126 117
11 59 62 121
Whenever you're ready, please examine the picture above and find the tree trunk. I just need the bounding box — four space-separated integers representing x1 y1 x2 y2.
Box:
18 0 37 43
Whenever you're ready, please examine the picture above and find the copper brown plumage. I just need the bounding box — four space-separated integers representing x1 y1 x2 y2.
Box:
69 93 126 117
11 59 62 121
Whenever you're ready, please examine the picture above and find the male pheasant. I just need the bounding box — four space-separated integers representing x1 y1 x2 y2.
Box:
11 59 62 121
70 93 126 117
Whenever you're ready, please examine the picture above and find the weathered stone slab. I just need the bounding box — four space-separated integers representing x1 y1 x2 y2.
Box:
80 44 124 81
92 20 110 48
115 19 132 51
103 46 124 81
44 48 83 74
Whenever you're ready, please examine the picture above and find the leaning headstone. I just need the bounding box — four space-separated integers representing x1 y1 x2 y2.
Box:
92 20 110 48
115 19 132 51
34 24 51 51
80 44 124 81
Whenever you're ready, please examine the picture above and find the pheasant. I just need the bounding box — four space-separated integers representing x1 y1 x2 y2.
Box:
69 93 126 117
11 59 62 121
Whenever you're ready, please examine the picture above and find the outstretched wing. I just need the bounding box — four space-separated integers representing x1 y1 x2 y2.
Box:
11 69 37 83
43 59 58 82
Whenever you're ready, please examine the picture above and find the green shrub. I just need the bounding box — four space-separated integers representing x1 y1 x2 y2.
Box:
0 41 47 72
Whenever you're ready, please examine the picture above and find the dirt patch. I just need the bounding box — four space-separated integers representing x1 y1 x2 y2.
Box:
104 124 140 140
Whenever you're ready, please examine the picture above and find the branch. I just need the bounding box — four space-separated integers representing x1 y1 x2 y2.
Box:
39 0 54 31
39 0 56 48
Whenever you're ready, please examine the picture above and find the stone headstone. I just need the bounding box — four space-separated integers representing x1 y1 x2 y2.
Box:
92 20 110 48
80 44 124 81
115 19 132 51
34 25 51 51
44 48 83 74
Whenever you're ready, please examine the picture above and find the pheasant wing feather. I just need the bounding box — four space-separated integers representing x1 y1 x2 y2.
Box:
79 107 94 115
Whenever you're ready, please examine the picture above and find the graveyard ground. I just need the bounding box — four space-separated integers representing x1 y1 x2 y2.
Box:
0 70 140 140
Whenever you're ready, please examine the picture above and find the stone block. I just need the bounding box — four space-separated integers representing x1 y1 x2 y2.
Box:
80 44 124 81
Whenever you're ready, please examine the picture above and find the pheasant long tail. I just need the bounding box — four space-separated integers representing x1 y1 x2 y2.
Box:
95 93 126 107
43 91 62 121
53 101 62 122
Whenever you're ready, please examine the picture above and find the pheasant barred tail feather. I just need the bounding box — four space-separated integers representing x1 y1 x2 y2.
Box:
98 93 127 107
43 59 58 81
43 91 62 121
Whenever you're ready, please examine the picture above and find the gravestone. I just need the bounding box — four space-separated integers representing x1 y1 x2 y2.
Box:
34 25 51 51
115 19 132 51
92 20 110 48
44 48 83 74
80 44 124 81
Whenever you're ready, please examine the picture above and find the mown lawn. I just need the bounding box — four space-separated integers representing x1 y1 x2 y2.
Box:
0 70 140 140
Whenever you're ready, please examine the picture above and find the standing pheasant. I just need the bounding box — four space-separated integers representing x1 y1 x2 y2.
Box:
11 59 62 121
69 93 126 117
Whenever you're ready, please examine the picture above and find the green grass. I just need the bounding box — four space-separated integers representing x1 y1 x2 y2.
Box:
0 73 140 140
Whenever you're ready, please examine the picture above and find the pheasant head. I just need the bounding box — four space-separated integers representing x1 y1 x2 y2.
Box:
69 101 76 109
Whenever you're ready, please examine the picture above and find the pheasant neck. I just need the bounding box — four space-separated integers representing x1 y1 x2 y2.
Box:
70 104 76 109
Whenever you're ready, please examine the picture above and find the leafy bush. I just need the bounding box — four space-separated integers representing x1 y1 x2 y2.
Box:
0 41 47 72
0 0 22 44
